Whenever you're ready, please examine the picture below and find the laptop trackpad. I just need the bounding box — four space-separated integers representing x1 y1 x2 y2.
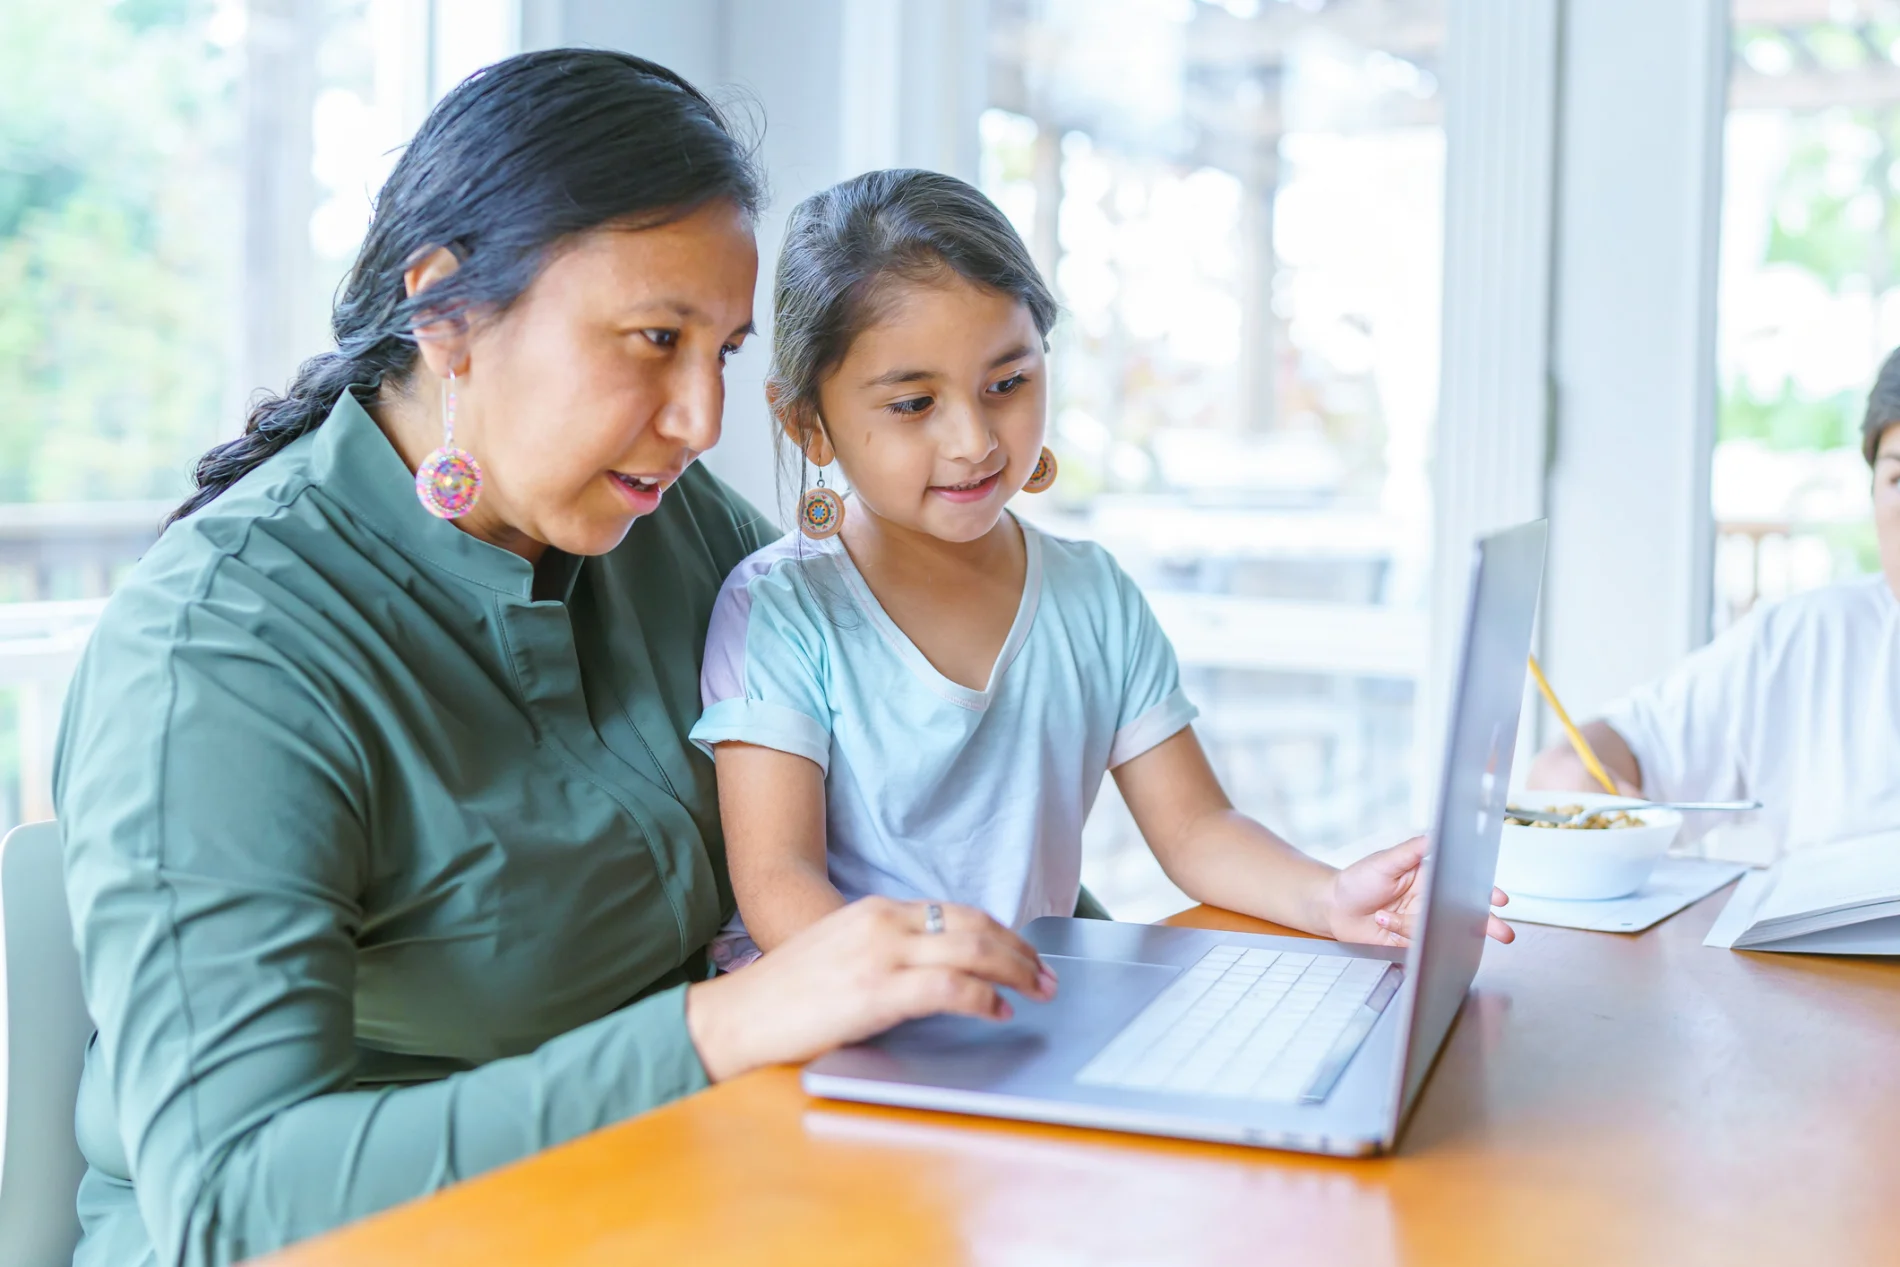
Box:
806 955 1180 1093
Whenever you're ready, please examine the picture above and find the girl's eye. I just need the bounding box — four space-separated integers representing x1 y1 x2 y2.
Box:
642 329 680 349
990 373 1029 395
719 342 741 364
888 396 933 416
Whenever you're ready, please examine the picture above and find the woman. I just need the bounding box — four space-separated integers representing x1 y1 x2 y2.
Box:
1528 348 1900 857
55 51 1053 1267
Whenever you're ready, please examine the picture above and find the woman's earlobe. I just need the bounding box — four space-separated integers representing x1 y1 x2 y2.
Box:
411 331 471 382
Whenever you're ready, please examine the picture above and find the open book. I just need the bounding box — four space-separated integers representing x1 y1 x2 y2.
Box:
1704 831 1900 954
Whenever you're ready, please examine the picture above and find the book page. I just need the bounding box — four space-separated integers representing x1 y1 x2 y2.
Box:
1753 831 1900 926
1753 914 1900 955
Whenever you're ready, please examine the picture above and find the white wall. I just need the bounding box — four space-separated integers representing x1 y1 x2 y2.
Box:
1429 0 1561 790
718 0 852 525
541 0 721 83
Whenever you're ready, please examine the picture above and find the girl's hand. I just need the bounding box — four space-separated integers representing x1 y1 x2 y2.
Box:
1326 835 1515 948
683 897 1059 1082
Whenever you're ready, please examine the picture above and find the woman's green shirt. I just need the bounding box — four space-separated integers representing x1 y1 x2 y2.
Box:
54 393 775 1266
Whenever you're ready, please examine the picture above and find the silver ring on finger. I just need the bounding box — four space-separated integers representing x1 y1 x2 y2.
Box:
923 903 945 935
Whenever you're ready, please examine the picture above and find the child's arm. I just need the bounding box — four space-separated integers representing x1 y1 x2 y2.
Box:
1113 727 1513 945
712 741 848 952
1112 728 1340 934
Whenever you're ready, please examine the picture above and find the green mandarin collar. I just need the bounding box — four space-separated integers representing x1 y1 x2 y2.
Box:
308 391 554 603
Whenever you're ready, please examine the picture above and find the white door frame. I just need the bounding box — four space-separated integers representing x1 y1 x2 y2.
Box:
1425 0 1563 795
1430 0 1730 786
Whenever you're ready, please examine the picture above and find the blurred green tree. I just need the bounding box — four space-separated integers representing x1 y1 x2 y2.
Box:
0 0 237 503
1722 26 1900 454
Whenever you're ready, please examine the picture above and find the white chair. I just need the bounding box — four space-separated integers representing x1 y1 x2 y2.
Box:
0 822 89 1267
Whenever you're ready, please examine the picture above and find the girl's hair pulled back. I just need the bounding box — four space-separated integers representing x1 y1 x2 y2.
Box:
767 169 1057 459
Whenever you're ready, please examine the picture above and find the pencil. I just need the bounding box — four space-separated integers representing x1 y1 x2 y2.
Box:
1525 654 1620 796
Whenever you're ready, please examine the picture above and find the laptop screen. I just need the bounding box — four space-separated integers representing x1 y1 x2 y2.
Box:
1390 520 1546 1122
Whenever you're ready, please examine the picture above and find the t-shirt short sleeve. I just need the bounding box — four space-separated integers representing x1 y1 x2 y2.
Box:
1105 558 1199 767
690 549 835 773
1599 608 1760 805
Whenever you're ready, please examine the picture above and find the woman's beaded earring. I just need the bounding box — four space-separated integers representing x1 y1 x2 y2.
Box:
415 367 484 519
799 467 845 540
1023 446 1058 494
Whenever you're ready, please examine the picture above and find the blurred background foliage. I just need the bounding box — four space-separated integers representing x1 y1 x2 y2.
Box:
0 0 235 504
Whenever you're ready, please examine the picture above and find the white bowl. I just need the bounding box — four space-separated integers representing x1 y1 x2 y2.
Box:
1494 791 1682 901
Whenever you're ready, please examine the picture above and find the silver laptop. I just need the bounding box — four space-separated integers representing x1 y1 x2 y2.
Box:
803 521 1547 1157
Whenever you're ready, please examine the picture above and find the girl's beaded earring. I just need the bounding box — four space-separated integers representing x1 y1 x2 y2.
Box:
415 367 484 519
1023 446 1058 494
799 466 845 540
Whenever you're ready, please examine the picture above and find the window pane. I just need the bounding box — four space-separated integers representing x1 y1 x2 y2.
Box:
1715 6 1891 634
0 0 513 832
0 0 242 510
985 0 1444 918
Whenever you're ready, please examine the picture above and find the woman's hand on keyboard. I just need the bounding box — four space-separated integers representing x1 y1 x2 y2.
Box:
684 897 1059 1082
1327 835 1516 948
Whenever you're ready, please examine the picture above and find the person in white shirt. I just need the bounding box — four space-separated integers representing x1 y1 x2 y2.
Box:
1527 353 1900 858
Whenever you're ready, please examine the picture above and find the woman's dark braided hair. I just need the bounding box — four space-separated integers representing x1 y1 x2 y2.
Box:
170 48 763 524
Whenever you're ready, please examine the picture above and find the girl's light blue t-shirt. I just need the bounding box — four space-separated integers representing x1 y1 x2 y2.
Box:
689 516 1197 944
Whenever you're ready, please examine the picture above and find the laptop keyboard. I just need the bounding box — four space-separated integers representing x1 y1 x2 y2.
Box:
1074 946 1402 1105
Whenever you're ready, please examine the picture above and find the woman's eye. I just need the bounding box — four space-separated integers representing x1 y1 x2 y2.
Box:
642 329 680 349
888 396 932 416
990 373 1028 395
719 342 741 363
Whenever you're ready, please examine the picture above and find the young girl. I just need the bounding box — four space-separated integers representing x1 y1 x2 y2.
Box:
691 169 1512 972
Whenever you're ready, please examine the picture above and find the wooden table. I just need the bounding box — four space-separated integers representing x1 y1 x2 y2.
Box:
265 890 1900 1266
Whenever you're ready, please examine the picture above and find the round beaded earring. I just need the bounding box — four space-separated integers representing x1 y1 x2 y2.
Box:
1023 446 1058 494
414 368 484 519
799 467 845 540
